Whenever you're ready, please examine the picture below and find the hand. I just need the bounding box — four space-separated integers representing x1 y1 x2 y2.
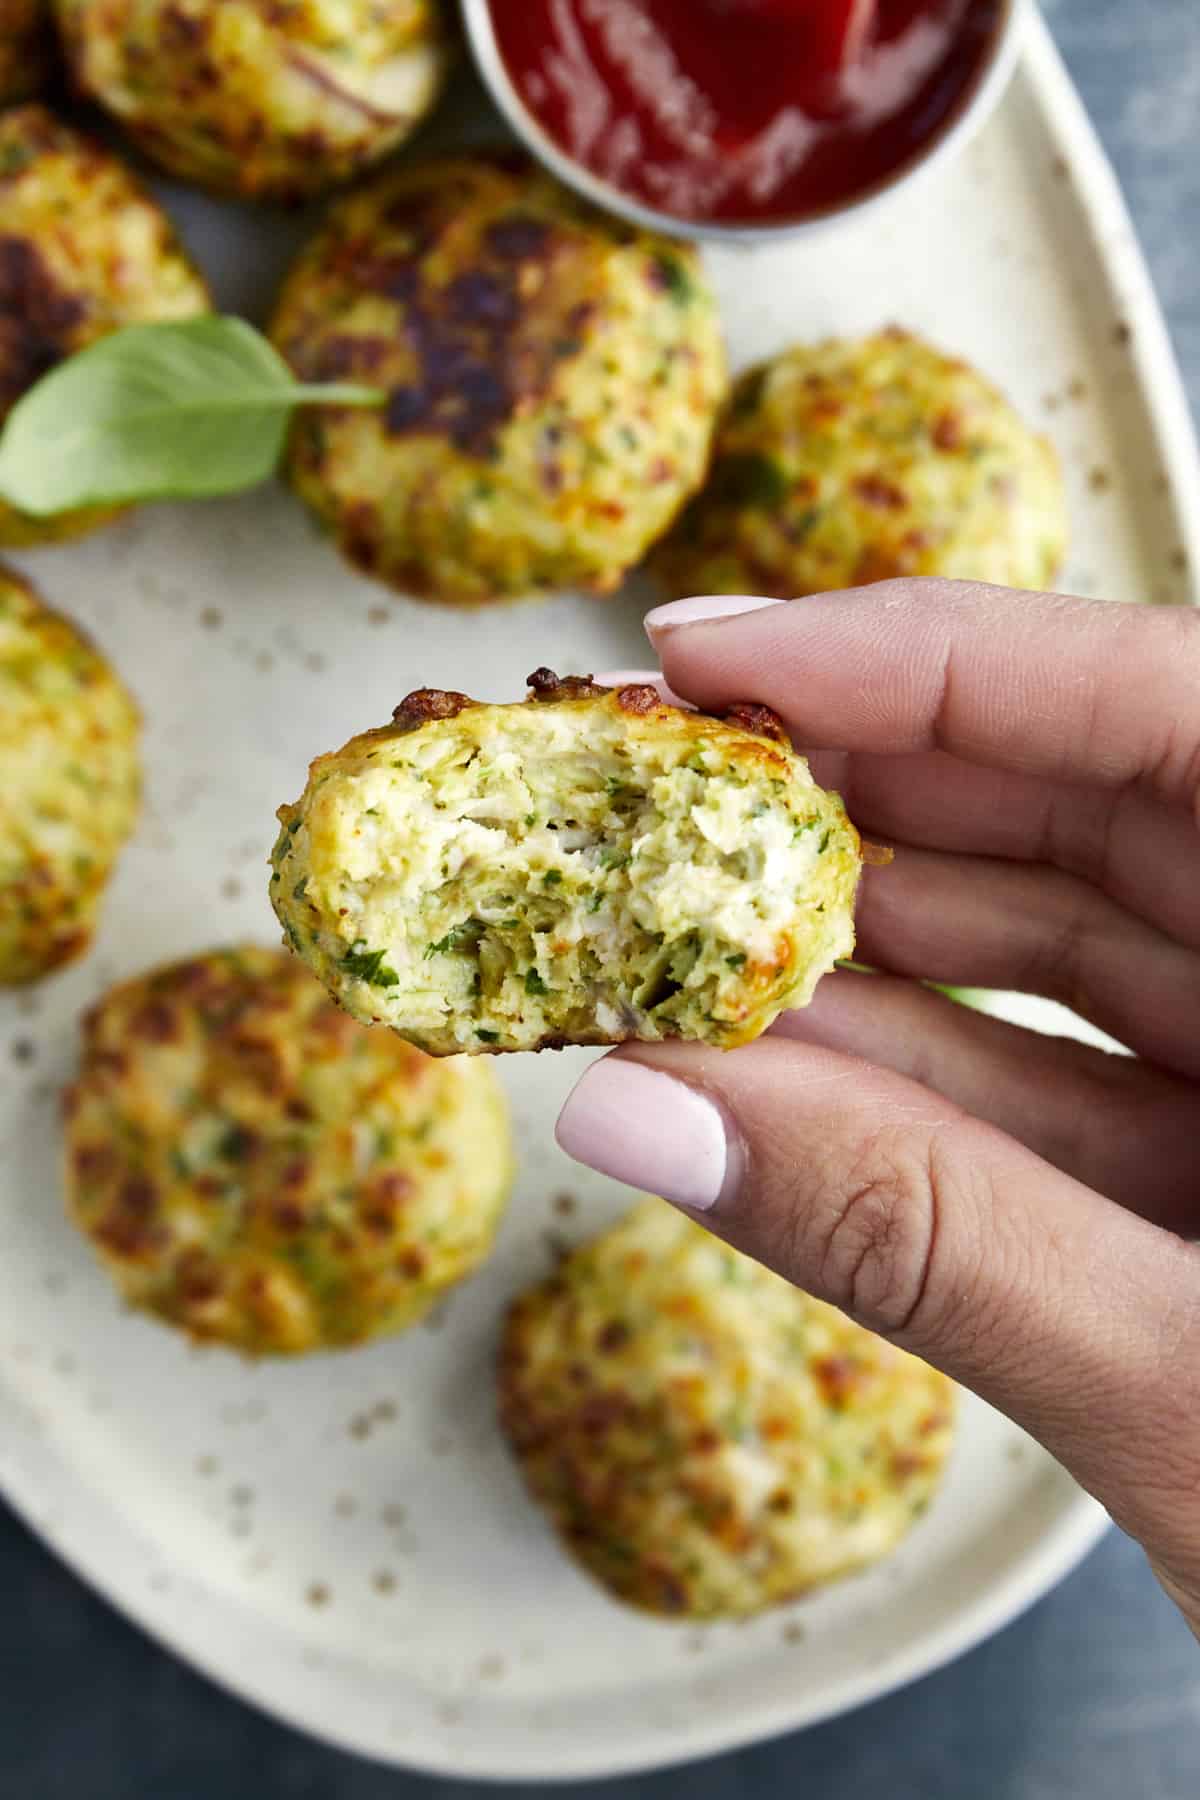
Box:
555 579 1200 1637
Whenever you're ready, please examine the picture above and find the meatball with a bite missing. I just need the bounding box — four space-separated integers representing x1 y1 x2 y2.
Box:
0 105 211 547
270 671 861 1054
269 155 728 602
65 947 514 1355
53 0 451 200
0 565 140 985
653 328 1067 599
500 1199 957 1619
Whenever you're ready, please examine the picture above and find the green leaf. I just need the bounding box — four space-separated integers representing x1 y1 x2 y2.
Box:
0 316 384 516
932 984 987 1010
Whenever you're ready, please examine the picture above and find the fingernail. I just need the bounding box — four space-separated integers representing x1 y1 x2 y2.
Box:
644 594 786 638
556 1059 741 1213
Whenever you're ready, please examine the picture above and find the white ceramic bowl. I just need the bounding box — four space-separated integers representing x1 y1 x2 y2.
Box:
460 0 1028 244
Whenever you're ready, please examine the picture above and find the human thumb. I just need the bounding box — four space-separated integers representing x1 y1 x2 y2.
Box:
556 1034 1200 1587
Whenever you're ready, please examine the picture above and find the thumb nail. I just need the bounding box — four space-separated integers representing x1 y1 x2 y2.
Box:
555 1058 742 1213
645 594 786 639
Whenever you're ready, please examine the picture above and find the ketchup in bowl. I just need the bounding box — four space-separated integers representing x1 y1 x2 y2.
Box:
488 0 1007 226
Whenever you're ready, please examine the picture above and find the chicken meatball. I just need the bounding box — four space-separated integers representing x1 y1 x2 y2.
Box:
269 155 727 602
500 1199 957 1619
653 328 1067 599
54 0 451 200
0 0 53 101
0 105 211 547
270 671 861 1054
64 946 514 1355
0 565 140 984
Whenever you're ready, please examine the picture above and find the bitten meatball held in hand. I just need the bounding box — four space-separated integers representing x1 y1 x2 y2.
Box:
270 672 861 1054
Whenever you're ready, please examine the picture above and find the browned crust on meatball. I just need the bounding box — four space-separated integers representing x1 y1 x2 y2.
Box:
526 667 610 703
388 672 790 748
391 688 474 731
281 154 624 459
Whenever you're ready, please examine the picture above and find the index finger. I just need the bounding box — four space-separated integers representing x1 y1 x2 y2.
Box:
646 580 1200 815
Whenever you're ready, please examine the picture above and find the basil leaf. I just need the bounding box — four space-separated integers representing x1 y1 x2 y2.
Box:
0 316 384 516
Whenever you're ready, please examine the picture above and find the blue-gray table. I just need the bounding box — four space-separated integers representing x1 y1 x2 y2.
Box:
4 3 1199 1793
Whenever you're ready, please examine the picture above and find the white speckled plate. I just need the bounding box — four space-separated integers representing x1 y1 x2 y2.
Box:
1 9 1196 1780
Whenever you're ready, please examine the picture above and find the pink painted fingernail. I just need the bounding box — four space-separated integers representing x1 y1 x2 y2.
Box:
644 594 785 637
556 1059 741 1213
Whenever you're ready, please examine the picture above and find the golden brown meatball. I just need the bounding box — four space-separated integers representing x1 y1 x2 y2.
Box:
0 105 211 547
65 947 514 1355
500 1200 957 1618
0 564 140 984
270 155 727 602
653 328 1067 599
54 0 451 199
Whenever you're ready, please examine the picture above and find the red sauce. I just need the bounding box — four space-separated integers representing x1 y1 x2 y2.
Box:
489 0 1006 225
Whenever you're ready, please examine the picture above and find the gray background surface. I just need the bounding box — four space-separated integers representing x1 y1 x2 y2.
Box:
3 1 1199 1792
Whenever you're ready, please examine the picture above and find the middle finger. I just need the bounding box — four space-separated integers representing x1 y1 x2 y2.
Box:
850 843 1200 1080
807 747 1200 953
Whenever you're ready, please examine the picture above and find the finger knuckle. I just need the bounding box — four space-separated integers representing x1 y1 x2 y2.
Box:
806 1130 943 1336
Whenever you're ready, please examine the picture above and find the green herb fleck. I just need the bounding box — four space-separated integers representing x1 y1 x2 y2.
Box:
712 452 790 511
524 968 548 995
218 1124 255 1163
292 877 309 901
424 920 483 959
725 953 747 969
652 254 695 305
475 1029 500 1043
543 869 563 886
0 141 34 176
341 941 400 986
